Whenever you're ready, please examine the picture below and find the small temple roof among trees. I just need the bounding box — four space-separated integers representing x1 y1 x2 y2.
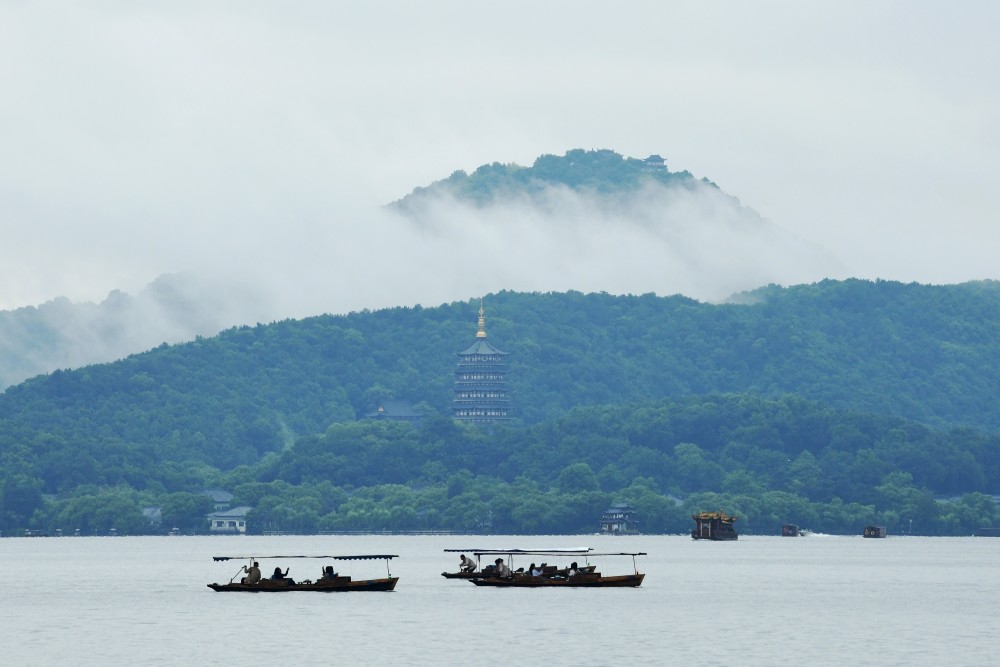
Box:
366 399 422 422
642 154 667 170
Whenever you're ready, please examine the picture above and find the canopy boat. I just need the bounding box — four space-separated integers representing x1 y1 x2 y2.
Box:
457 549 646 588
440 547 593 580
207 554 399 592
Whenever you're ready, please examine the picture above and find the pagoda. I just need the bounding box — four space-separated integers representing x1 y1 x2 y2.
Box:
452 302 512 423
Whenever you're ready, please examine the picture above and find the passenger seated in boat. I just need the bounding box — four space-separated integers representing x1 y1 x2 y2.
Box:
459 554 477 572
241 561 261 584
567 562 578 577
530 563 543 577
271 566 295 585
493 558 512 578
320 565 338 580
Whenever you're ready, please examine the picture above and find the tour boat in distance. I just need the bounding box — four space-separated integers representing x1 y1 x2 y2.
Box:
207 554 399 592
448 548 646 588
691 511 739 540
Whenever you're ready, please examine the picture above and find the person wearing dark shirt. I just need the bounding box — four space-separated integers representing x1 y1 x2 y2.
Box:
270 566 295 585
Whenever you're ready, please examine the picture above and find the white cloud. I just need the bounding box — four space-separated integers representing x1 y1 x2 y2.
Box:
0 1 998 314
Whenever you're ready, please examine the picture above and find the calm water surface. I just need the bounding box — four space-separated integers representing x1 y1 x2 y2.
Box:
1 534 996 666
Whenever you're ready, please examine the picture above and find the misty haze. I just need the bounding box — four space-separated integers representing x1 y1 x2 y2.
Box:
0 149 847 387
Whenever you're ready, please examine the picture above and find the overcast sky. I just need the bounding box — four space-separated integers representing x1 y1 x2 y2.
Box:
2 2 998 317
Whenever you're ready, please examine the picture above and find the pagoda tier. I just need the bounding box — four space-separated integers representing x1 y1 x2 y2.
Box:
452 304 512 423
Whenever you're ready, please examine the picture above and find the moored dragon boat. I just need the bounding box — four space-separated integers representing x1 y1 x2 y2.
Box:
446 548 646 588
207 554 399 592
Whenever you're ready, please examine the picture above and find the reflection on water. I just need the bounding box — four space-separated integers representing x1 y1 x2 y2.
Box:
1 534 996 666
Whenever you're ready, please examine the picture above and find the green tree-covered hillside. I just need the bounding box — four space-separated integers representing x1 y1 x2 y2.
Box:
392 148 710 211
2 279 1000 476
9 394 1000 537
2 280 1000 535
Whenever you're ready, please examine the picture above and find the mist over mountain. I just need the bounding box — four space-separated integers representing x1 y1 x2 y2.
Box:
0 273 271 389
0 150 851 389
390 149 846 297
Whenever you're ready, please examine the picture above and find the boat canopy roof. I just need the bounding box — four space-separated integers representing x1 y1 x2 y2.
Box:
467 549 646 558
445 547 592 556
213 554 397 562
588 552 648 557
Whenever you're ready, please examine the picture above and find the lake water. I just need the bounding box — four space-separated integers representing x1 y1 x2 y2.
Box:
1 534 996 666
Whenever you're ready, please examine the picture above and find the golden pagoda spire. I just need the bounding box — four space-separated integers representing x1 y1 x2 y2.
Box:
476 299 487 338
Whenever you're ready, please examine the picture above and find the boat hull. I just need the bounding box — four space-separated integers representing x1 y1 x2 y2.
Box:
207 577 398 592
470 573 644 588
441 571 489 579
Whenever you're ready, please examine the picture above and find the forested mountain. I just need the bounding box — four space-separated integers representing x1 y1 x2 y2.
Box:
2 279 1000 535
392 148 711 211
5 394 999 537
238 395 999 535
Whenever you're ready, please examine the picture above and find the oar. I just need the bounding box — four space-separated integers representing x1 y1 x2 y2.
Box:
228 560 250 584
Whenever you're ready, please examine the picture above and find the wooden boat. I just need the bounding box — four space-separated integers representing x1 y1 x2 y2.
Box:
441 570 490 580
440 548 491 579
440 547 592 579
453 549 646 588
207 554 398 592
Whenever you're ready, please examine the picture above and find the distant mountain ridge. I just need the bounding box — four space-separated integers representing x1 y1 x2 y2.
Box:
2 279 1000 471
